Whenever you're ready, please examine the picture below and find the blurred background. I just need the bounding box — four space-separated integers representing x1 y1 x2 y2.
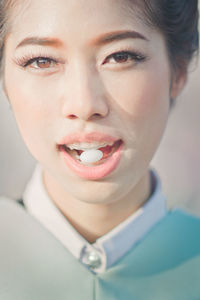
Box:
0 60 199 216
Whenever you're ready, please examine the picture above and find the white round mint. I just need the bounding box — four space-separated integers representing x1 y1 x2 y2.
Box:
80 149 103 163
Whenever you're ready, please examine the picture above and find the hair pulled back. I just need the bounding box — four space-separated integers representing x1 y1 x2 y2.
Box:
141 0 199 72
0 0 199 74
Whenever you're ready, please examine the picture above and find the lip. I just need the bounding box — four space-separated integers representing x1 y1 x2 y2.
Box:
57 132 123 180
59 132 120 145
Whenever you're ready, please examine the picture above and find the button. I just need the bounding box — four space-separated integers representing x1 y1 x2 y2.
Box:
84 250 102 269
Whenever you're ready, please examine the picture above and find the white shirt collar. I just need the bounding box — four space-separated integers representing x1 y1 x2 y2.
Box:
23 164 167 273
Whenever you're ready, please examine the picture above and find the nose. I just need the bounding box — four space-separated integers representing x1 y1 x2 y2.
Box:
61 64 109 121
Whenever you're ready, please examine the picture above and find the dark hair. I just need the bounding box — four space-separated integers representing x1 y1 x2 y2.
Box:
140 0 199 72
0 0 199 74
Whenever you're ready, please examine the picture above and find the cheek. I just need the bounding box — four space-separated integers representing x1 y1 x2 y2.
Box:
104 68 170 120
4 65 56 124
4 67 60 157
102 63 171 151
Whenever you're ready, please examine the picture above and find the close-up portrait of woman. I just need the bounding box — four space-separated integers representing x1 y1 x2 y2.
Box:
0 0 199 299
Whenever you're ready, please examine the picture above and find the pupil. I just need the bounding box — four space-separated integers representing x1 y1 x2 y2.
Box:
114 53 128 63
37 59 50 68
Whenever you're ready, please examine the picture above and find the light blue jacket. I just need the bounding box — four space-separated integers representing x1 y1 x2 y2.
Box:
0 198 200 300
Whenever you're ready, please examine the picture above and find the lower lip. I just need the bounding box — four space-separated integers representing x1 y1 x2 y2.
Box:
60 142 123 180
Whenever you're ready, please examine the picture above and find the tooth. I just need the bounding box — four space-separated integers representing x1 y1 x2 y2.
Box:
67 141 114 150
68 144 77 150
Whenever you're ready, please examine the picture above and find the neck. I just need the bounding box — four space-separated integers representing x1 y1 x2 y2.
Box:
43 170 152 243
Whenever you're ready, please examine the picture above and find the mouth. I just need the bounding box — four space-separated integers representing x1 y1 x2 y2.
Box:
57 132 124 179
58 139 123 166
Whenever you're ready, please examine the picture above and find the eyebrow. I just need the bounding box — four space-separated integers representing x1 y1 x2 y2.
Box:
16 37 63 49
91 30 149 45
16 30 149 49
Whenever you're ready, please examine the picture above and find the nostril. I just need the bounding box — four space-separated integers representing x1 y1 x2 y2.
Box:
68 114 77 119
90 113 102 121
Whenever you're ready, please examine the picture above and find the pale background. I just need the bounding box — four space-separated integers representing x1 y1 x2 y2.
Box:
0 60 199 215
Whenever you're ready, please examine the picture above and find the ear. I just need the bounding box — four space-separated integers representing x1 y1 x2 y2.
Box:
170 69 187 100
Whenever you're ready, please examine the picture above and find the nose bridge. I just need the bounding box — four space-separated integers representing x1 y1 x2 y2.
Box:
75 61 98 101
62 60 109 120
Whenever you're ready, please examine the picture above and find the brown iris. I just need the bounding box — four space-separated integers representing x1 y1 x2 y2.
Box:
36 58 52 69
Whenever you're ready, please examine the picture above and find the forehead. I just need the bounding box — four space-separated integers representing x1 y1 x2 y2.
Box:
8 0 152 45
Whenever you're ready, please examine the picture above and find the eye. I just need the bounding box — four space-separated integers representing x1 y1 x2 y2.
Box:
103 51 146 65
14 54 62 71
24 57 58 69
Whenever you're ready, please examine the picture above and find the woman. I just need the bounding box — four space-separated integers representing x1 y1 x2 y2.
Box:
0 0 199 299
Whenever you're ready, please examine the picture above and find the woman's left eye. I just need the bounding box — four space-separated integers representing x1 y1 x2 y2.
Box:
103 51 146 65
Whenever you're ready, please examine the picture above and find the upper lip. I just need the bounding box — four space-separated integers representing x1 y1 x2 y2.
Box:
59 132 122 146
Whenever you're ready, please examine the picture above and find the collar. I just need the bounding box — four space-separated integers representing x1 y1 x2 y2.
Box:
23 164 167 274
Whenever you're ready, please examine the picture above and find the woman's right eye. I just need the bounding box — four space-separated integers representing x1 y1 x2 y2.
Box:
23 57 58 69
13 54 62 72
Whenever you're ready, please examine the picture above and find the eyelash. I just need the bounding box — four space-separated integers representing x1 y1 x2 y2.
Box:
15 54 61 69
103 50 146 65
14 50 147 71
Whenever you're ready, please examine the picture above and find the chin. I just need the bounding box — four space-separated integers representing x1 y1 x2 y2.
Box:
66 179 125 205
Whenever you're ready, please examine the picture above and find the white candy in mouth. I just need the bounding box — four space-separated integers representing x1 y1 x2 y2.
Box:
80 149 103 163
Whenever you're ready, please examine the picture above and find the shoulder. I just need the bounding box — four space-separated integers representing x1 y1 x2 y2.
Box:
163 208 200 231
146 208 200 252
0 196 23 209
0 196 16 209
154 207 200 235
0 196 27 228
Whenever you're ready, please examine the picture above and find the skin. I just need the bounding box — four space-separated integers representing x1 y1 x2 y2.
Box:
3 0 186 242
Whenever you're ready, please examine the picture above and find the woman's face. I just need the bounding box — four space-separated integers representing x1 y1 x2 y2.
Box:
3 0 184 204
